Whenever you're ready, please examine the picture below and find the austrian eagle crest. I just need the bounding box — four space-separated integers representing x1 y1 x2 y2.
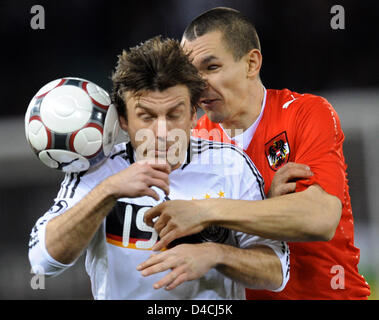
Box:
265 131 290 171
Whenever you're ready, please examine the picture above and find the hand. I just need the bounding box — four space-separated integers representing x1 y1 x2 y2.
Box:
144 200 211 251
137 243 219 290
268 162 313 198
104 160 171 201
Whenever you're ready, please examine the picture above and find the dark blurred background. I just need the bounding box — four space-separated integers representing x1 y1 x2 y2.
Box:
0 0 378 299
1 0 379 115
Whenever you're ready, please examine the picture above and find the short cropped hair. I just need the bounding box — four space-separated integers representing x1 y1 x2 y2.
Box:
183 7 261 61
111 36 206 119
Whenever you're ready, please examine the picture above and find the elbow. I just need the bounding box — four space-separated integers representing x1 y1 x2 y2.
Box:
29 253 64 278
29 240 70 278
307 216 339 242
312 225 337 242
243 246 287 292
267 273 285 292
244 273 283 291
244 276 283 292
308 195 342 242
319 220 339 242
29 255 68 278
30 264 57 278
322 197 342 241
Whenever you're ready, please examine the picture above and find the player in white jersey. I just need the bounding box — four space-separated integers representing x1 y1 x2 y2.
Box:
28 36 289 299
30 138 289 299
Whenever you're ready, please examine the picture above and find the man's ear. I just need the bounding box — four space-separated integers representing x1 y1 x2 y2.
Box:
246 48 262 79
119 115 128 132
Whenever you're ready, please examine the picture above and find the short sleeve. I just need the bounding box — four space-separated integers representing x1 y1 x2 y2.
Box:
293 96 346 203
28 172 92 276
234 231 290 292
28 142 127 277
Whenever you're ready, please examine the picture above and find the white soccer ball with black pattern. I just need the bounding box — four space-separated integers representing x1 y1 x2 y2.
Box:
25 77 120 173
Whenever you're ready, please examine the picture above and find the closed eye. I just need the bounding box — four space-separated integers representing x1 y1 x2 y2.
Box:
167 113 181 120
138 113 155 121
207 64 220 71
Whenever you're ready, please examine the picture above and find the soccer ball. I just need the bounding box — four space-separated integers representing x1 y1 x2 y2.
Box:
25 77 120 173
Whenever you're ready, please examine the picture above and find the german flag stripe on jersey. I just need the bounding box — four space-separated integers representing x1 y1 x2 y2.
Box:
106 233 156 250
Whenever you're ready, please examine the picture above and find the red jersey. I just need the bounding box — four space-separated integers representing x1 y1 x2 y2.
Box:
194 88 370 299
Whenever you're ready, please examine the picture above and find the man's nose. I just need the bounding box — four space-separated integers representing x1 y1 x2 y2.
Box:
155 118 168 140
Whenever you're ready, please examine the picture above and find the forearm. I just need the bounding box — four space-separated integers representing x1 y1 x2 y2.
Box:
204 185 341 242
211 243 283 290
45 181 116 264
44 162 171 265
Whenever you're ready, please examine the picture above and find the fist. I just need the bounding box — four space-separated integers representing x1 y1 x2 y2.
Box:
268 162 313 198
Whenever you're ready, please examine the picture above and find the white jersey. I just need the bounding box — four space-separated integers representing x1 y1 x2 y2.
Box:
29 137 289 299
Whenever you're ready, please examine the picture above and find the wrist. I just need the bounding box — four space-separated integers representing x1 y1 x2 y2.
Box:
200 242 225 267
99 176 120 200
196 198 224 226
85 183 117 219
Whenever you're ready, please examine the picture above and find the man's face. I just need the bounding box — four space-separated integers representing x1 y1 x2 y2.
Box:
120 85 196 170
182 31 250 124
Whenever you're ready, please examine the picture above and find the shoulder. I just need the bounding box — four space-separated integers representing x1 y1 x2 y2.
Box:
190 137 263 178
269 88 334 113
296 93 334 113
190 137 265 200
270 91 343 144
56 142 131 200
267 89 338 124
294 93 341 130
190 136 246 160
81 142 131 184
107 142 131 162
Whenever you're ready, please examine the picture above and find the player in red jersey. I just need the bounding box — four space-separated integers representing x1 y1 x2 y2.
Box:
144 8 370 299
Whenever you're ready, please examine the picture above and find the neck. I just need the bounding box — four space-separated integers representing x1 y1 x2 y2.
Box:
221 82 265 137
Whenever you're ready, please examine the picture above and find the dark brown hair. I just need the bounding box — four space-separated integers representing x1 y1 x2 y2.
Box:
183 7 261 61
111 36 206 119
